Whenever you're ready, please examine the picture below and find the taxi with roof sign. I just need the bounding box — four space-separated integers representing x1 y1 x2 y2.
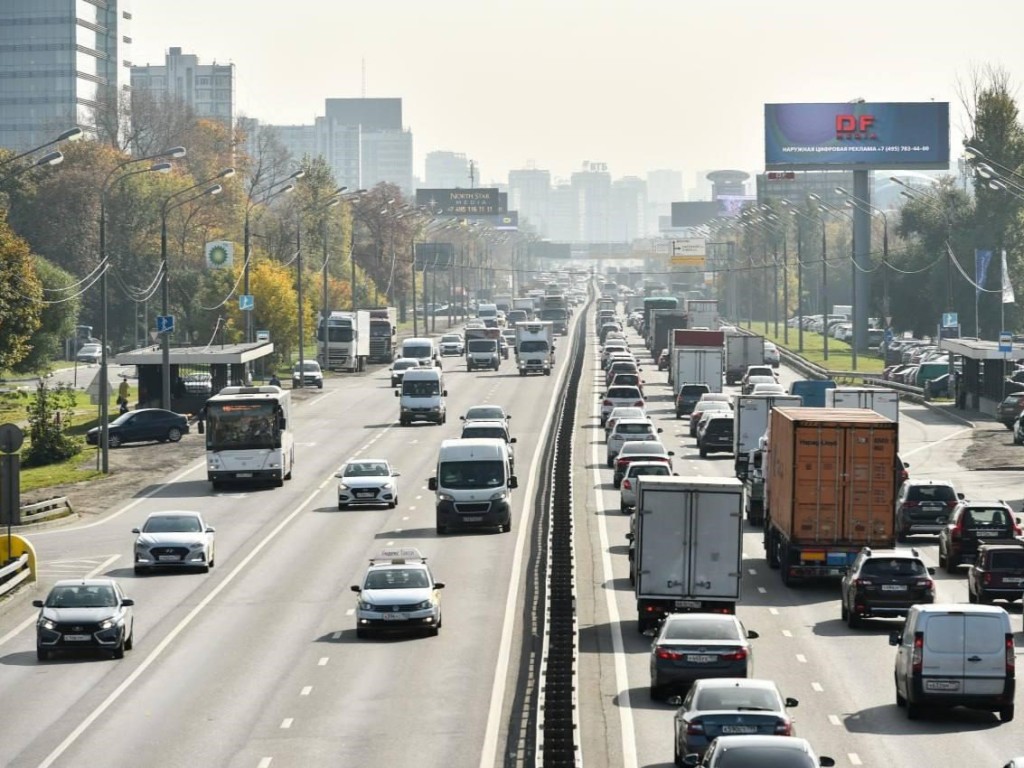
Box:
350 548 444 638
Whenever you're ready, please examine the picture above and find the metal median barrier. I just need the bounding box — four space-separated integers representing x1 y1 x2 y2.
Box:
0 534 37 597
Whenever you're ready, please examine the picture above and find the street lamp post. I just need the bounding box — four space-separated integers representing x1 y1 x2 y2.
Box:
0 127 82 171
98 146 185 473
160 172 232 409
0 151 64 185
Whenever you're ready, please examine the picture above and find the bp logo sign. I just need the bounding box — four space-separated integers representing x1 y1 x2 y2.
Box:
205 240 234 269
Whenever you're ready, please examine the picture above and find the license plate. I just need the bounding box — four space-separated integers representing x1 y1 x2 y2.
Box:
975 531 1001 537
1003 577 1024 584
158 555 181 562
63 634 91 641
881 584 908 591
720 725 757 734
686 654 717 663
676 600 701 609
382 613 407 621
236 472 252 478
462 516 482 522
925 679 961 691
356 491 374 497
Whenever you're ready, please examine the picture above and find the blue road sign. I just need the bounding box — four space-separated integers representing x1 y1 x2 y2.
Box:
239 294 255 311
999 332 1012 353
156 315 174 333
942 312 958 328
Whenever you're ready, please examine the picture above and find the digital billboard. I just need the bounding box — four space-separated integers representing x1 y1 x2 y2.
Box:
764 102 949 170
415 188 501 216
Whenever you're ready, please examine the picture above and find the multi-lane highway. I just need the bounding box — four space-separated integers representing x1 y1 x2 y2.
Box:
0 317 577 768
1 302 1020 767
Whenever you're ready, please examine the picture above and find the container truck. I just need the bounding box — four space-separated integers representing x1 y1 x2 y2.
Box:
685 298 719 329
733 394 803 480
367 307 398 363
725 334 766 386
825 386 899 423
514 321 554 376
763 407 898 586
319 310 370 372
648 310 688 354
629 476 744 632
668 329 724 389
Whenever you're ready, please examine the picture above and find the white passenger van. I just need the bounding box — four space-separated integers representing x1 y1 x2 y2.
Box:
396 368 446 426
400 337 441 368
428 438 517 534
890 603 1015 721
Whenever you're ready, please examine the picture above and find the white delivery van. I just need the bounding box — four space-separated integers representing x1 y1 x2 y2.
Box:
400 337 441 368
890 603 1015 721
428 438 517 534
395 368 446 425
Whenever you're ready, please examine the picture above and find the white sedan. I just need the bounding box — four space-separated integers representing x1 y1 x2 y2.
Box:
336 458 401 509
763 342 781 367
133 511 216 574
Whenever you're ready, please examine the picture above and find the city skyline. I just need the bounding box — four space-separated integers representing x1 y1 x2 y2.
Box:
129 1 1024 184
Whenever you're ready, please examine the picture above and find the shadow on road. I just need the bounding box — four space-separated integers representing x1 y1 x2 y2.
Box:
843 703 1000 735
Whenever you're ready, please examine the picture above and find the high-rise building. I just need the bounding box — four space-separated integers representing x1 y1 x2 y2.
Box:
0 0 132 151
571 162 612 243
508 168 551 237
425 151 470 189
548 182 576 242
131 47 236 127
646 169 683 206
268 97 414 196
610 176 647 243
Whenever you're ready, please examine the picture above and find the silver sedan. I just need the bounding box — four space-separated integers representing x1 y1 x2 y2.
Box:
133 511 216 574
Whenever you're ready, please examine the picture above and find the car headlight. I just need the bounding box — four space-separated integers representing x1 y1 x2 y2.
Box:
438 492 455 501
357 600 376 611
381 482 394 490
414 599 434 611
338 483 350 491
189 542 205 550
38 618 56 630
490 490 508 501
98 618 120 630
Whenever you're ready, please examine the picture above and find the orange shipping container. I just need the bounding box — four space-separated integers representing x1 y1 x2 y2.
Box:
767 407 897 546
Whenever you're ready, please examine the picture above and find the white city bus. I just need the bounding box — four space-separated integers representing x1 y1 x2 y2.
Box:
198 385 294 489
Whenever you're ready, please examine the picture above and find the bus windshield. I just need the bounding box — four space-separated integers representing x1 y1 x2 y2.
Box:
206 401 278 450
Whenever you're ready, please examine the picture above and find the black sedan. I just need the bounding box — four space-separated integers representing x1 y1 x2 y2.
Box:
650 614 759 700
34 579 135 660
86 408 189 448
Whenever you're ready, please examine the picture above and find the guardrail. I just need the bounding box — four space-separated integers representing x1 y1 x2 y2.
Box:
19 496 72 525
776 344 927 402
0 534 36 598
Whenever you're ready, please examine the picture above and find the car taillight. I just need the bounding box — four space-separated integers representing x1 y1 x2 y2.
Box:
951 518 964 539
603 399 613 406
686 719 705 735
720 648 748 662
855 578 872 588
984 573 993 585
622 479 632 490
656 646 683 661
911 633 924 674
1015 522 1023 536
634 401 644 407
773 719 792 736
902 500 919 508
1007 634 1016 676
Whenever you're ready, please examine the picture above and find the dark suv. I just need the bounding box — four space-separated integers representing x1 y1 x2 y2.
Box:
895 480 962 541
675 384 710 418
939 501 1022 573
698 414 734 458
967 544 1024 604
840 547 935 628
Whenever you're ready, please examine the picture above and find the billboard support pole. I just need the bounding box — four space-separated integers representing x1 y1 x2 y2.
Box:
853 170 871 359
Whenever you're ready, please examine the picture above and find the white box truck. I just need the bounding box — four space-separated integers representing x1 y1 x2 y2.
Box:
514 321 554 376
671 347 724 396
725 334 766 386
630 475 743 632
733 394 803 480
321 310 370 372
825 386 900 422
513 297 535 319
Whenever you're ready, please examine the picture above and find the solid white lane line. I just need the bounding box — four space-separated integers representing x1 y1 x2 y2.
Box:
300 686 312 696
828 714 841 726
795 654 807 663
811 682 824 692
280 718 293 729
37 482 335 768
591 372 638 768
0 553 120 649
479 319 578 768
318 657 329 666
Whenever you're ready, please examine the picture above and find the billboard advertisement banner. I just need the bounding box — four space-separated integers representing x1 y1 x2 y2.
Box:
415 188 501 216
764 102 950 170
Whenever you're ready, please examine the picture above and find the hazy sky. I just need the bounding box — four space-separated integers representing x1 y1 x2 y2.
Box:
131 0 1024 186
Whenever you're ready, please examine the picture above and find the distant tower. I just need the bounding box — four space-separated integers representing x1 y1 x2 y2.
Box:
706 170 749 200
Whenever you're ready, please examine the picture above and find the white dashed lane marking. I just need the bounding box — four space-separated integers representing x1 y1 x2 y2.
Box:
849 754 862 766
257 758 273 768
757 587 767 594
318 657 329 666
300 686 312 696
795 654 807 663
768 608 779 615
280 718 293 729
781 630 792 638
811 682 824 692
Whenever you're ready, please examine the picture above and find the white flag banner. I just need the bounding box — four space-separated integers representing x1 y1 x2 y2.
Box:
1003 249 1016 305
205 240 234 269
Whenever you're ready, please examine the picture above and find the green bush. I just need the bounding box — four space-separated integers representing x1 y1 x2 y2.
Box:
22 381 82 467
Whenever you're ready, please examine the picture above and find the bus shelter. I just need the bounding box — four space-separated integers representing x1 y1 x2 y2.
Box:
115 342 275 414
939 338 1024 413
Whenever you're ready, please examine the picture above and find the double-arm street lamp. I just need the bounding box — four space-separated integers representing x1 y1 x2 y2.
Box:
811 194 857 367
97 146 186 472
780 199 824 354
0 127 82 171
159 168 234 408
0 151 65 185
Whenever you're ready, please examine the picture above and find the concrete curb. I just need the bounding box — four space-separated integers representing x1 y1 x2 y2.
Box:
916 400 976 429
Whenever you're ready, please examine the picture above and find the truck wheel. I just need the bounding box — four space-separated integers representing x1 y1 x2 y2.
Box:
545 369 550 376
945 554 959 574
766 529 781 569
699 447 707 458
